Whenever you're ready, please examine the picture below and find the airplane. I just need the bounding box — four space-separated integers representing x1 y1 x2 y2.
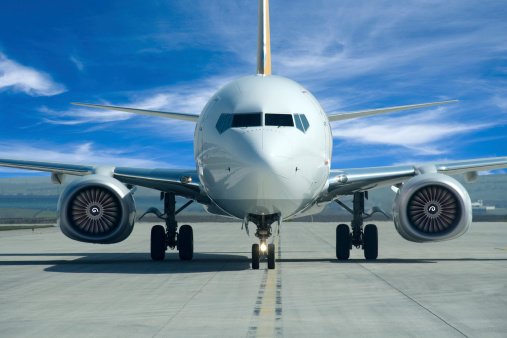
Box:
1 0 507 270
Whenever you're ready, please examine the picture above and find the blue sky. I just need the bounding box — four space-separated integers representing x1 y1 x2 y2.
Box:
0 0 506 177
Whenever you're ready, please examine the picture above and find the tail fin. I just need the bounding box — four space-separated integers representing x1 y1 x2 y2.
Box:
256 0 271 75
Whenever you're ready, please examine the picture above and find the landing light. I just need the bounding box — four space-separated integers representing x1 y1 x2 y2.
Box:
260 243 267 252
180 176 192 184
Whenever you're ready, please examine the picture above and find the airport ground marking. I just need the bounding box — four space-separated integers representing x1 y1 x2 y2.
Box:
247 233 283 337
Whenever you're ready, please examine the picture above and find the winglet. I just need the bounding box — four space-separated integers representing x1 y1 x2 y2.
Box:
257 0 271 75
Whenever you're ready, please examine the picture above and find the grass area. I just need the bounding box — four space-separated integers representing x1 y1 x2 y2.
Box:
0 207 41 218
0 225 55 231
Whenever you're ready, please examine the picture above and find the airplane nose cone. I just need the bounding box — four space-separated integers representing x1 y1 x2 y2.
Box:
241 130 293 178
210 129 296 215
203 128 301 217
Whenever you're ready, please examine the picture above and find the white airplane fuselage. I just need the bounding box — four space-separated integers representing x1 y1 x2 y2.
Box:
195 75 332 219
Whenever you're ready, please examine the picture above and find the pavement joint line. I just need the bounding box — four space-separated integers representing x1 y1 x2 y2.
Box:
153 254 229 338
358 263 469 338
247 233 283 337
311 223 470 337
2 222 507 336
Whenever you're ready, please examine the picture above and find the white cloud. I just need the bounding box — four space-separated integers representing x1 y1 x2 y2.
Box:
39 75 233 141
493 95 507 110
125 75 234 139
39 106 132 125
332 107 490 155
70 56 84 71
130 75 234 113
0 52 66 96
133 89 210 115
0 141 174 173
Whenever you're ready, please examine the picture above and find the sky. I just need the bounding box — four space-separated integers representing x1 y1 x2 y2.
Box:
0 0 506 177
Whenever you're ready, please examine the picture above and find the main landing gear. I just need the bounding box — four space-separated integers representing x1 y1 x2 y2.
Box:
248 214 278 270
335 192 383 260
141 193 194 261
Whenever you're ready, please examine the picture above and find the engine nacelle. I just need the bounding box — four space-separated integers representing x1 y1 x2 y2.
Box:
393 173 471 243
57 175 136 244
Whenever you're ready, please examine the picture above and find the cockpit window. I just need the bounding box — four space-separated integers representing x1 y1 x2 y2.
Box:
216 112 307 133
216 113 233 134
300 114 310 130
294 114 310 132
216 114 227 133
231 113 262 128
265 113 294 127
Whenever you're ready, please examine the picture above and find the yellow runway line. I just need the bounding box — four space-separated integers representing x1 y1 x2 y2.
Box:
253 232 283 337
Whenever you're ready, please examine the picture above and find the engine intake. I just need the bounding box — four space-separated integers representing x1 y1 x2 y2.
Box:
69 186 121 236
393 173 471 242
58 175 136 244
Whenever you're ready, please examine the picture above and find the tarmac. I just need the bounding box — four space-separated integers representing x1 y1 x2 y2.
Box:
1 221 506 337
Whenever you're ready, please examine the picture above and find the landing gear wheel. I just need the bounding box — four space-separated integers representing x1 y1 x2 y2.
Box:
151 225 166 261
178 224 193 260
363 224 378 260
252 244 260 270
267 243 275 269
336 224 351 260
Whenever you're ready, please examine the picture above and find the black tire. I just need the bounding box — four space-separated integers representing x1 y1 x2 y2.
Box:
178 224 194 260
336 224 351 260
267 244 275 269
363 224 378 260
252 244 260 270
151 225 166 261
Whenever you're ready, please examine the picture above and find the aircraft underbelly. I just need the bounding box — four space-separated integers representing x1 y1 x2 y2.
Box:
211 172 315 218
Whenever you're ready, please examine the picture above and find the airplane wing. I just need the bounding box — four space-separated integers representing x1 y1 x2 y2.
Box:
318 156 507 203
327 100 458 122
0 158 209 203
71 102 200 122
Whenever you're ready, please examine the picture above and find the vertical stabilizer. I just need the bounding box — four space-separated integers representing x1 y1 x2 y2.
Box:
257 0 271 75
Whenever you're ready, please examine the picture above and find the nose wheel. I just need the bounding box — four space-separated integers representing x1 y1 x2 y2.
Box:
252 244 260 269
248 214 279 269
251 242 276 269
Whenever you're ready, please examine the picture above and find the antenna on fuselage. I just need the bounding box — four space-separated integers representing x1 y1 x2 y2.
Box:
256 0 271 75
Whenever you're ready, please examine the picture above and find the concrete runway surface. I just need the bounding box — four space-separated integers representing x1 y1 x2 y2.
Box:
1 221 506 337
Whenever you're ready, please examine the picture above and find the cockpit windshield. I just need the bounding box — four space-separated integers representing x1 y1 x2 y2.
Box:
231 113 262 128
265 113 294 127
216 112 309 134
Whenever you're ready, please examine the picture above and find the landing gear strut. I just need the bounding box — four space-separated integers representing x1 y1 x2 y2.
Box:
143 193 194 261
247 214 278 270
335 192 379 260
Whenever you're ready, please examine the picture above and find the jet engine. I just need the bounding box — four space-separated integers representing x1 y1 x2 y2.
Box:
393 173 472 243
57 175 136 244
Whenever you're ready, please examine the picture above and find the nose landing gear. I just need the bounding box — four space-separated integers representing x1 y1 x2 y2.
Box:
248 214 278 269
252 241 276 270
